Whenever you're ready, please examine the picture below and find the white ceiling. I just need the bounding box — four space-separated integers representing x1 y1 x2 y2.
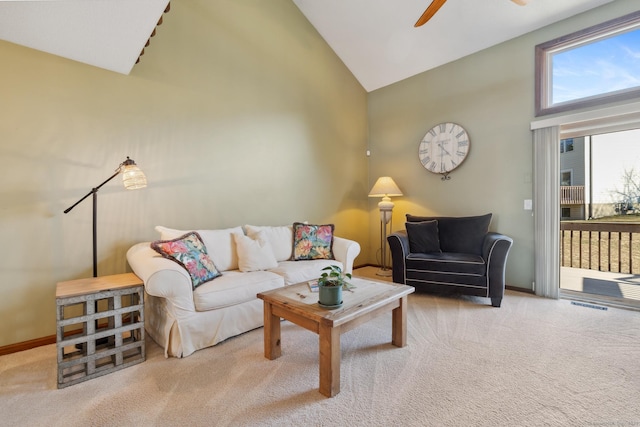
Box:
292 0 615 91
0 0 169 75
0 0 614 89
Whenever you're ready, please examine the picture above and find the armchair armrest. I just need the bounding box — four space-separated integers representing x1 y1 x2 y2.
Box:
332 236 361 275
387 231 410 284
482 232 514 304
126 242 196 313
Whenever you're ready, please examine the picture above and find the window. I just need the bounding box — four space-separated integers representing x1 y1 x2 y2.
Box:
562 207 571 219
535 11 640 116
560 138 574 154
561 170 572 186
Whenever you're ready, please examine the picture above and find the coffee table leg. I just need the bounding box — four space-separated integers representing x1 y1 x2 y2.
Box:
319 323 340 397
391 296 408 347
263 301 281 360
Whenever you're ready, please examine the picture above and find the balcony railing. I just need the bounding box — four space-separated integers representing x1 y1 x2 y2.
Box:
560 185 584 205
560 221 640 274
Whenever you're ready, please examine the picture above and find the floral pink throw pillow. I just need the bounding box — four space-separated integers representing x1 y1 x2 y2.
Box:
292 222 335 260
151 231 221 289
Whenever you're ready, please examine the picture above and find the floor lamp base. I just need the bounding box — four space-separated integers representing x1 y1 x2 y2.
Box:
376 268 393 277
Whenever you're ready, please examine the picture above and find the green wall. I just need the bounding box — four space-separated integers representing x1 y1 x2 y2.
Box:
367 0 640 290
1 0 638 348
0 0 368 347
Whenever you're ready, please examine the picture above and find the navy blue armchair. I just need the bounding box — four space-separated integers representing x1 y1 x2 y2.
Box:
387 214 513 307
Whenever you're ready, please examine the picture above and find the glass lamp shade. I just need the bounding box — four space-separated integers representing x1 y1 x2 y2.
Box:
121 163 147 190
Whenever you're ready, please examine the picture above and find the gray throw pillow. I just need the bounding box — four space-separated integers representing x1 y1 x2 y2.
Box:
405 220 441 254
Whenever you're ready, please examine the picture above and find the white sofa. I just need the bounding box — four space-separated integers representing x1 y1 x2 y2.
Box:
126 224 361 358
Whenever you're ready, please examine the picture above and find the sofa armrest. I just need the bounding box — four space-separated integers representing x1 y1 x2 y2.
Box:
387 231 410 284
126 242 196 313
482 232 514 300
332 236 361 275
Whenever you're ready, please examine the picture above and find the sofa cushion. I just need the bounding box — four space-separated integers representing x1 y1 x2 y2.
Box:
155 225 243 272
406 214 492 255
292 222 335 260
244 224 294 262
233 231 278 272
405 220 441 253
270 259 342 286
193 270 284 311
150 232 222 289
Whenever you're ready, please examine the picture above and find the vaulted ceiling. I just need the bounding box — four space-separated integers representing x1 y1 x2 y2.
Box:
0 0 170 75
293 0 615 91
0 0 615 91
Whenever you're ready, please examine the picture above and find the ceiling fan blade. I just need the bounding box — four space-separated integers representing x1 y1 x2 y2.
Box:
414 0 448 27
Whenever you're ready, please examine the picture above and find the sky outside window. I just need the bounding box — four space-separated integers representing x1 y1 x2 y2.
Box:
552 28 640 105
591 128 640 204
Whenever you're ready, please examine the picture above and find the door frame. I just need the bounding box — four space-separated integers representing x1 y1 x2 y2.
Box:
531 101 640 299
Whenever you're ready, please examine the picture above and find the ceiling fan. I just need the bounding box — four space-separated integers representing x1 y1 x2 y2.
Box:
414 0 529 27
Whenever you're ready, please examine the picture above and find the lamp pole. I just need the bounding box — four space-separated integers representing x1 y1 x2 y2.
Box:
63 157 145 277
64 170 120 277
378 197 394 276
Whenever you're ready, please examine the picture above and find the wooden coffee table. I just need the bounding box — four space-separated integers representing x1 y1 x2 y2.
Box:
257 277 414 397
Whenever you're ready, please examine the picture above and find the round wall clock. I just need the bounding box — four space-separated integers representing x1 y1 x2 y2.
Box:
418 122 470 180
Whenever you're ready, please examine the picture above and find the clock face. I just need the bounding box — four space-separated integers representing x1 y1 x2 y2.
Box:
418 122 470 175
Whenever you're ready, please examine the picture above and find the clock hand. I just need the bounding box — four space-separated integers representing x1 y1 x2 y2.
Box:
437 142 452 157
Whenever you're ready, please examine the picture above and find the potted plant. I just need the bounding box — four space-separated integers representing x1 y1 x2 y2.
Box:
317 265 354 308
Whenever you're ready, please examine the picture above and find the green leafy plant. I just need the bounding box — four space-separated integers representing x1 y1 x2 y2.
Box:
318 265 354 290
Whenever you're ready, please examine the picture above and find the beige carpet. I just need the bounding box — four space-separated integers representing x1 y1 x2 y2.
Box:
1 290 639 427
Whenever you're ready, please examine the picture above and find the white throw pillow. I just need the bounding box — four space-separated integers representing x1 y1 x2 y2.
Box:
155 225 184 240
155 225 243 272
233 231 278 272
244 224 294 262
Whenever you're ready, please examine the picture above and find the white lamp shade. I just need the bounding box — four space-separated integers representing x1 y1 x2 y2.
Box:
122 164 147 190
368 176 403 198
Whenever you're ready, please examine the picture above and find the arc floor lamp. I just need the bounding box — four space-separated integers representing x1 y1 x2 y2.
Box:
368 176 403 277
64 157 147 277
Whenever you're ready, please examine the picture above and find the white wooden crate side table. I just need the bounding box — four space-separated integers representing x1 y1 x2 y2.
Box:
56 272 145 388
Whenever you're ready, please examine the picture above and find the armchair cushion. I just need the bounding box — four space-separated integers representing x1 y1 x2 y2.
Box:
405 220 441 254
406 213 492 255
406 252 485 275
